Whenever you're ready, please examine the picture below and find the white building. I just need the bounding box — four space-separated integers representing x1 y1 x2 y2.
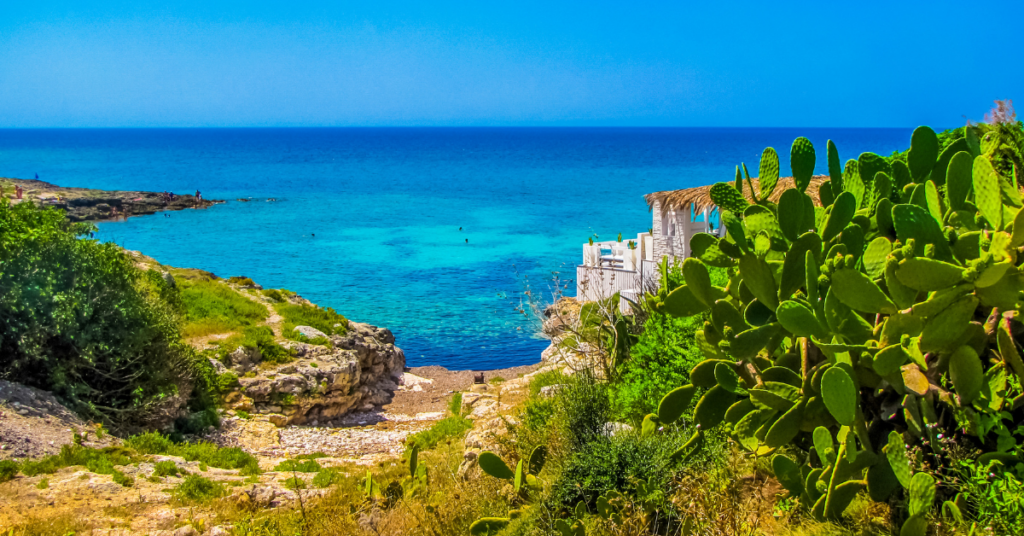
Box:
576 175 825 310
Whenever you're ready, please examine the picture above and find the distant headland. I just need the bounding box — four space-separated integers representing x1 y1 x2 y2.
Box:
0 177 223 222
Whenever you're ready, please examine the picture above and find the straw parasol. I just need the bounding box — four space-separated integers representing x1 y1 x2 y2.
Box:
644 175 830 214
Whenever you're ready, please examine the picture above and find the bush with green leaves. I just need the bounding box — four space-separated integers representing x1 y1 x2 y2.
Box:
654 127 1024 534
275 302 348 343
0 460 18 483
0 200 198 430
274 458 322 472
173 474 225 503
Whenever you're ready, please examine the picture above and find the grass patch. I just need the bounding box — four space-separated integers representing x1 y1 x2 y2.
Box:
19 445 138 477
125 432 261 475
404 416 473 454
0 459 18 482
283 476 306 490
274 459 322 473
36 477 49 489
312 468 344 488
173 474 225 503
180 279 268 337
153 460 183 477
228 276 256 286
216 326 293 365
275 302 348 343
528 369 567 397
448 392 464 416
261 288 289 303
488 376 506 385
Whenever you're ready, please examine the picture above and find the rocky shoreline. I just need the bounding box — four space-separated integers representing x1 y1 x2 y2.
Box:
0 177 223 222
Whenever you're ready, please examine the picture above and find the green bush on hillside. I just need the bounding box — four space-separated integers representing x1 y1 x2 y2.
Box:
173 474 225 503
610 311 705 422
0 200 199 430
276 302 348 343
215 325 293 366
179 278 268 337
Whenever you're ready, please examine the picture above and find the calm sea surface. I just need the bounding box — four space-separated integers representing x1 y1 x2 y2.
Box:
0 128 914 369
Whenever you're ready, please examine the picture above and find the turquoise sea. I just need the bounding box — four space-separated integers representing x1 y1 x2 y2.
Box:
0 128 915 369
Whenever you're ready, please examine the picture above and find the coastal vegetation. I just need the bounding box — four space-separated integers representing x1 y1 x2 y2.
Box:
3 102 1024 536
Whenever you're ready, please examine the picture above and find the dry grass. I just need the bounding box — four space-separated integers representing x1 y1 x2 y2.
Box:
644 175 829 215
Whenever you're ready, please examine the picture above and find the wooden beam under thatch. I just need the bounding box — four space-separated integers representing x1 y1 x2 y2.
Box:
644 175 830 214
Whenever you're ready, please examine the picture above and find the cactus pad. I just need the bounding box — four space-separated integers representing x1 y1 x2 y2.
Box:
689 233 734 268
470 518 510 536
658 385 696 424
790 137 815 193
899 515 928 536
694 385 736 429
478 452 514 480
765 401 804 447
908 473 936 516
664 285 708 317
831 268 898 315
974 155 1004 230
709 182 749 214
948 345 984 405
820 367 857 426
528 445 547 475
682 258 715 307
827 140 843 191
895 258 963 291
738 253 779 311
862 237 891 279
776 300 828 339
822 192 857 242
778 189 814 242
945 151 973 210
759 147 781 199
907 126 939 182
772 454 805 496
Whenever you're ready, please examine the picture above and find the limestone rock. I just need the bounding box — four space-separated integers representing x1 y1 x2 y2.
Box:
225 320 405 427
293 325 329 341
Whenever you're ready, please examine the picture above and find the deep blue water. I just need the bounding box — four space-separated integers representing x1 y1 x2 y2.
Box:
0 128 914 369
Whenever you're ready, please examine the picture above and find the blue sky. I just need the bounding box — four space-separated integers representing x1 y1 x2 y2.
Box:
1 1 1021 128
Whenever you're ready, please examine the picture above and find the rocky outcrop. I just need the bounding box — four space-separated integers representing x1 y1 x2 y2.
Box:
224 321 405 427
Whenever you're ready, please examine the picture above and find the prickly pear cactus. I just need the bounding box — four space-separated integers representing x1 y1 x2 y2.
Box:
654 128 1024 529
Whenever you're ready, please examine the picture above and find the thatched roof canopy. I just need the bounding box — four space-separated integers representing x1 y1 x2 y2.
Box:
644 175 830 214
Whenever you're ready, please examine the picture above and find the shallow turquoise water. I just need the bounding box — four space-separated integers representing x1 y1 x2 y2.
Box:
0 128 913 369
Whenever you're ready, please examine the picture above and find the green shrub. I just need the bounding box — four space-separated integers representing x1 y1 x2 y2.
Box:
405 416 474 454
123 431 174 454
528 369 566 397
179 278 268 337
20 445 136 477
36 477 49 489
488 376 505 385
235 410 252 420
262 288 286 303
548 432 683 511
521 398 556 433
276 302 348 343
111 469 134 487
0 460 18 482
153 460 182 477
448 392 463 416
216 371 240 393
228 276 256 286
955 457 1024 534
610 311 705 422
217 326 292 365
274 459 322 473
125 433 261 475
0 200 199 430
556 370 610 451
312 468 343 488
173 474 225 503
283 476 306 490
